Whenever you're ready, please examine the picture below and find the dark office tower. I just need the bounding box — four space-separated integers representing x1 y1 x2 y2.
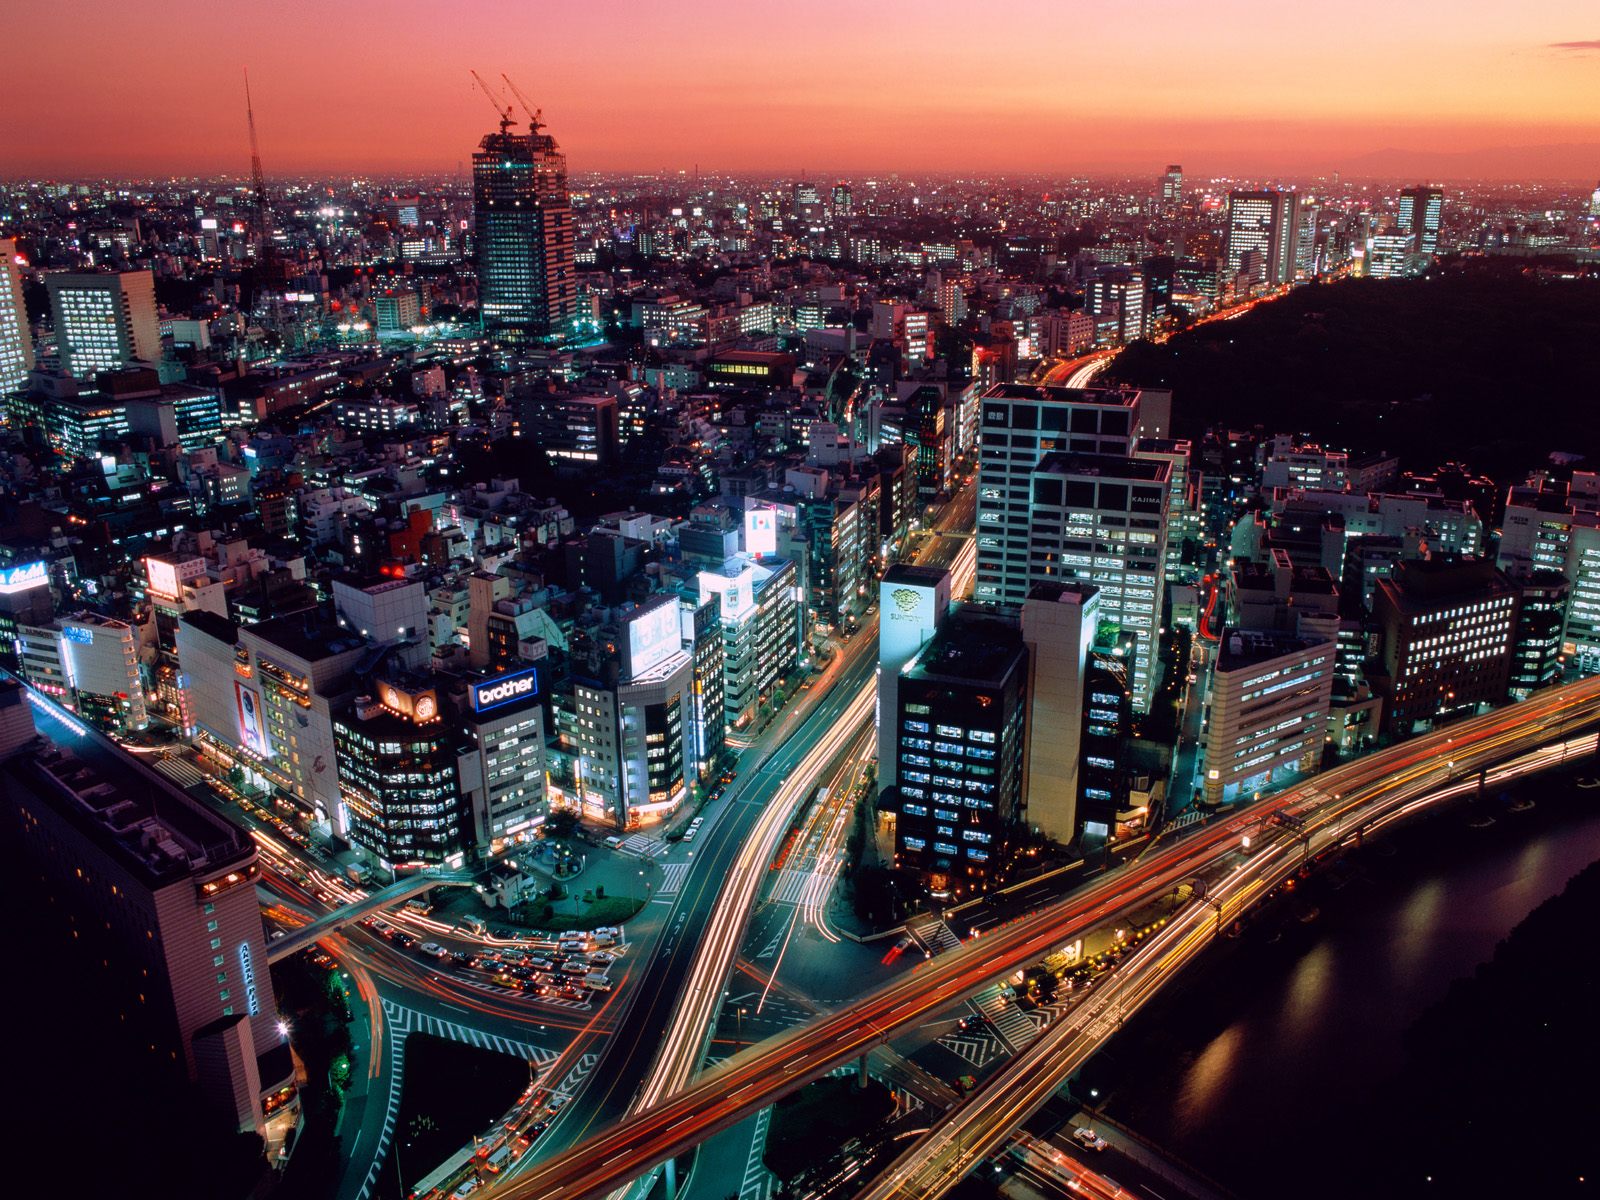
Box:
472 112 577 344
1397 184 1444 257
1225 190 1298 285
1161 164 1183 205
892 613 1028 899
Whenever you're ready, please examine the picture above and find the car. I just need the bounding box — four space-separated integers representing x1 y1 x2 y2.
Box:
1071 1127 1109 1152
420 941 448 958
269 929 286 940
690 816 704 828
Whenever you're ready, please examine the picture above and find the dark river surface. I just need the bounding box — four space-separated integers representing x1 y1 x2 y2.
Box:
1091 771 1600 1200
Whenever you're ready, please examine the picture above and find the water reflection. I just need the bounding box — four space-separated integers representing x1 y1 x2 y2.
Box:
1172 1023 1243 1138
1109 799 1600 1200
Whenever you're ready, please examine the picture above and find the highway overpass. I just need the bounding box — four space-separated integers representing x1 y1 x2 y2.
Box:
265 870 467 962
480 672 1600 1200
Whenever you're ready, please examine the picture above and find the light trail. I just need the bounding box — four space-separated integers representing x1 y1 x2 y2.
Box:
474 673 1600 1200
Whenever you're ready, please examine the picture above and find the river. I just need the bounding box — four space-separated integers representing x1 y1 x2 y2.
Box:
1092 771 1600 1200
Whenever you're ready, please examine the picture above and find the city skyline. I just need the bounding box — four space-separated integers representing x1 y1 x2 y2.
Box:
3 0 1599 180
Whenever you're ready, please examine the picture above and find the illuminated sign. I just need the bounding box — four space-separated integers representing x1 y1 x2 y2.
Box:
0 561 48 594
627 598 682 679
146 557 181 600
61 626 94 645
235 683 269 757
472 668 539 712
237 942 261 1015
744 506 778 557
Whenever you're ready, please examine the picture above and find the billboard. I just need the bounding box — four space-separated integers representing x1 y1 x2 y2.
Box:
744 506 778 557
0 561 47 594
626 598 682 679
699 567 754 623
235 683 269 757
472 667 539 712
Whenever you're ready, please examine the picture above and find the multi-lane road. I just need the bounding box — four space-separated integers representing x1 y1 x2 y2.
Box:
481 670 1600 1200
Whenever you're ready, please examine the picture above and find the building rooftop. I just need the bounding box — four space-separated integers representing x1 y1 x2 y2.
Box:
1380 557 1515 609
883 563 950 589
906 615 1026 687
1034 450 1170 482
2 676 256 890
246 612 367 662
1216 627 1332 672
981 382 1138 408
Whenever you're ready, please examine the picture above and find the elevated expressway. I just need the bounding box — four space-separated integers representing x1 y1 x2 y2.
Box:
484 672 1600 1200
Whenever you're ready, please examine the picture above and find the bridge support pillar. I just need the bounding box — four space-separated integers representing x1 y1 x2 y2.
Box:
858 1054 869 1088
664 1155 677 1200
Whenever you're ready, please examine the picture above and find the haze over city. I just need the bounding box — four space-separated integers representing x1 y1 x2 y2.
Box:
3 6 1600 1200
4 0 1600 178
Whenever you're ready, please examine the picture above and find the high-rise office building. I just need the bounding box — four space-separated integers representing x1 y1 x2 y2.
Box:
1161 164 1183 205
1020 582 1100 841
0 238 34 394
975 382 1143 608
1203 628 1335 805
877 564 952 789
1397 185 1444 257
473 113 577 343
1025 450 1171 712
1225 190 1298 286
1 678 293 1134
335 679 466 867
44 269 161 379
891 613 1028 898
1374 558 1517 736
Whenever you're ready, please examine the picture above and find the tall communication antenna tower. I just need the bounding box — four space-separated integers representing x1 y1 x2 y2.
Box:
244 68 272 244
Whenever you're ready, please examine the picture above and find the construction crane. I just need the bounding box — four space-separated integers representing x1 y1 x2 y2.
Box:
470 69 516 134
499 73 544 134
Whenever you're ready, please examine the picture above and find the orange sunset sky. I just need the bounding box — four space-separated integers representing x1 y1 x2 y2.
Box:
3 0 1598 180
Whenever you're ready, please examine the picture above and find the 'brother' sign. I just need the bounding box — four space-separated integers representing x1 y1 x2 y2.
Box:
472 669 539 712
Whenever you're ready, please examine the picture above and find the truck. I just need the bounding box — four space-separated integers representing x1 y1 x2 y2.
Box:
345 862 373 886
584 972 612 992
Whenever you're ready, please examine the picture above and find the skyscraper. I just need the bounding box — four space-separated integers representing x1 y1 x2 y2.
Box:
975 383 1143 608
472 111 577 344
44 269 161 379
1225 190 1298 286
0 239 33 394
1161 164 1183 206
1397 184 1444 257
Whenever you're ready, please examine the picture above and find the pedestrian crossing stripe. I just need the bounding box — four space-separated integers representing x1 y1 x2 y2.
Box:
381 999 558 1064
657 862 690 895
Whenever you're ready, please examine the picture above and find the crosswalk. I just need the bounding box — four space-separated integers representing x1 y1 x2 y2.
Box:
914 919 963 956
619 833 669 858
738 1107 778 1200
1168 809 1207 831
153 756 209 790
973 985 1037 1052
382 999 559 1065
657 862 690 895
354 1023 406 1200
452 974 591 1011
769 867 814 905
